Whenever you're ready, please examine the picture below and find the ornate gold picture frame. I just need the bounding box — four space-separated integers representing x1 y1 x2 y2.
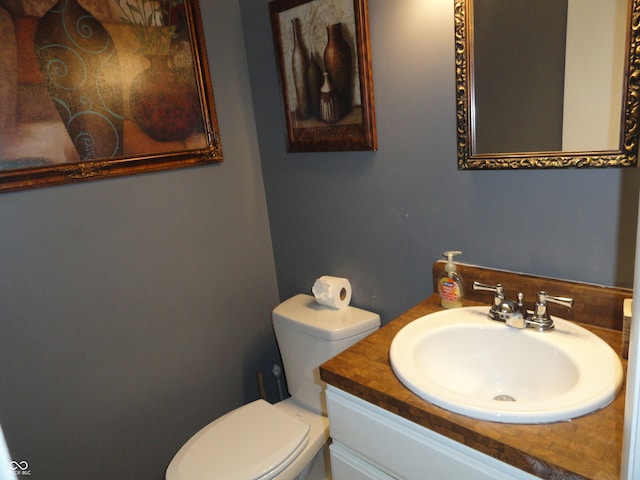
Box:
269 0 376 152
0 0 222 193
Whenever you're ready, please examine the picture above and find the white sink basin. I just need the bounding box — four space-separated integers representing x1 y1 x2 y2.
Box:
390 306 623 423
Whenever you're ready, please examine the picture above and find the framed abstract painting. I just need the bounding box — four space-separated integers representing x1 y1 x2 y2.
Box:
0 0 222 193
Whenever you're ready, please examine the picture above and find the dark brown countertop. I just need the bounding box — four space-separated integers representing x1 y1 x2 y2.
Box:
320 293 627 479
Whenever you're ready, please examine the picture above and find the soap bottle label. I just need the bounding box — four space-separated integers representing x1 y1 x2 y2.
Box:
438 277 462 307
439 277 459 301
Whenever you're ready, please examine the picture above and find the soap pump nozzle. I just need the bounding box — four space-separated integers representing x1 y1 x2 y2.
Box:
443 250 462 273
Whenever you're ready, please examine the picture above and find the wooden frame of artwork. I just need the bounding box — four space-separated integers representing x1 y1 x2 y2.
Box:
269 0 377 152
0 0 222 193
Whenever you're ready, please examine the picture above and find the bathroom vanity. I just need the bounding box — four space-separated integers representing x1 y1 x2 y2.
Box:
319 264 629 479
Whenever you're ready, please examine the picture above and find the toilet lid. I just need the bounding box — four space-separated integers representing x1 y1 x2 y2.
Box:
166 399 310 480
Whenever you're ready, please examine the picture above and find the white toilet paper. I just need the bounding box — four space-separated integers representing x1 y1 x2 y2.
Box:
312 276 352 309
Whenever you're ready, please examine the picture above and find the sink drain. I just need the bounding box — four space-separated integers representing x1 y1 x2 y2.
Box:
493 394 516 402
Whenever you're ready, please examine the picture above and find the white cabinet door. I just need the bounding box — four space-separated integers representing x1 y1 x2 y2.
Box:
327 386 538 480
330 442 395 480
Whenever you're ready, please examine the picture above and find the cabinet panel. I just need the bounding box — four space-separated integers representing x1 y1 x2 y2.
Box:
330 442 395 480
327 387 537 480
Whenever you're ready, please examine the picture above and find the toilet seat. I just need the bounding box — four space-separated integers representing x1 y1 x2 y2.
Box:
165 399 310 480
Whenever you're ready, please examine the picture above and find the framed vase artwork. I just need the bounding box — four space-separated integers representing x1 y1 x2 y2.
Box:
269 0 377 152
0 0 222 193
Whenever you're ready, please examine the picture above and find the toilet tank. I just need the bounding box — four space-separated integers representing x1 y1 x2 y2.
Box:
272 294 380 415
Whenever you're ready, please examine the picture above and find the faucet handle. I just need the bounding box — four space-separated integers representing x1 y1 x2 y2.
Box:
472 281 504 295
472 281 504 304
535 291 573 309
472 281 507 320
532 291 573 324
542 292 574 309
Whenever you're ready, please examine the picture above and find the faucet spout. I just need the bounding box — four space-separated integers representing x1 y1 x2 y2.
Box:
504 311 526 329
503 310 555 332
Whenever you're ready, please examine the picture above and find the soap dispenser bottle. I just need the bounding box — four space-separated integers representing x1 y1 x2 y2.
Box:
438 250 464 308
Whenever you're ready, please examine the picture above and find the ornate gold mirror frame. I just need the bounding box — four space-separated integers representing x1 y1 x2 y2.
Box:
455 0 640 169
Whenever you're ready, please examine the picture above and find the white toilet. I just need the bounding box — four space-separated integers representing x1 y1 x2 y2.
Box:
165 293 380 480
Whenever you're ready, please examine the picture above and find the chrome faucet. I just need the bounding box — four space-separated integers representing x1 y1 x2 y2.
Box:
472 281 573 332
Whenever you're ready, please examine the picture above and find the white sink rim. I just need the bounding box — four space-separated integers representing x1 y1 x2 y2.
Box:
389 306 623 424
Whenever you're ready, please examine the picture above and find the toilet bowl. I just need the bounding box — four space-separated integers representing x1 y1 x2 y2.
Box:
165 398 328 480
165 294 380 480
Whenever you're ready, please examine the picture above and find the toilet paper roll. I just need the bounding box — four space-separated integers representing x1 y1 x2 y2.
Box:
312 276 352 309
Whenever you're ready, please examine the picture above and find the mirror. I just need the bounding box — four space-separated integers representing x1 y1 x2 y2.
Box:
455 0 640 169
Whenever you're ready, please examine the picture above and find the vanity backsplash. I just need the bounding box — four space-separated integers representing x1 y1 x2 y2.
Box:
433 261 630 331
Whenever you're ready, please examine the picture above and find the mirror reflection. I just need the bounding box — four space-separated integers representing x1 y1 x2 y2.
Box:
455 0 639 169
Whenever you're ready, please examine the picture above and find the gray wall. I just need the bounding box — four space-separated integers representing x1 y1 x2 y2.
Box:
1 1 639 479
0 1 281 479
241 0 640 324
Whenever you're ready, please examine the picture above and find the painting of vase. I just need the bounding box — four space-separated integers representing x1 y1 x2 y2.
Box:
275 0 361 128
35 0 125 161
0 0 222 193
270 0 376 152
